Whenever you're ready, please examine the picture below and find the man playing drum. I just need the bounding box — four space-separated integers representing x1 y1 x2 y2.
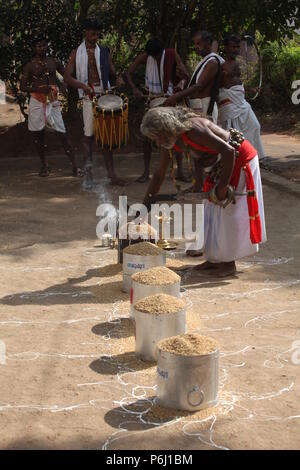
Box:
126 37 190 183
64 18 126 188
20 36 81 177
140 106 266 278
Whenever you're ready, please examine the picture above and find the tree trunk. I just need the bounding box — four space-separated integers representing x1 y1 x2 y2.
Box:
78 0 95 25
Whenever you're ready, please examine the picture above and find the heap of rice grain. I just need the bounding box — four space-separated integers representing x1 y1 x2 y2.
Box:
123 241 163 256
158 333 219 356
144 403 220 423
135 294 185 315
119 222 157 240
132 266 180 285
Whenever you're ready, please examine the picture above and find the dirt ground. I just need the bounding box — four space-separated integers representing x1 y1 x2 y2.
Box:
261 133 300 183
0 148 299 450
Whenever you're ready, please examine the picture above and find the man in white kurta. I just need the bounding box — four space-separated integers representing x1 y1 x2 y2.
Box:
219 34 265 159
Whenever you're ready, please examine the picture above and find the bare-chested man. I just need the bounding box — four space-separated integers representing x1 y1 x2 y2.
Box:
164 31 224 255
219 34 265 159
126 37 190 183
20 37 81 177
140 106 266 277
164 31 224 120
64 18 126 188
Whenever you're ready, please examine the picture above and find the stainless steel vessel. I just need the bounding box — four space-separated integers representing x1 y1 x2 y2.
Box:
122 252 166 293
156 346 219 411
134 308 186 362
130 280 181 318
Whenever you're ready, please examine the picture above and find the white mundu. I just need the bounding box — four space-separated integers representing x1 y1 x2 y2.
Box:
218 84 265 159
28 97 66 133
203 155 266 262
76 41 111 137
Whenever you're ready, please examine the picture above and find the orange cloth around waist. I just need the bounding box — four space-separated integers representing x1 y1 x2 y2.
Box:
31 86 58 104
173 133 219 154
218 98 231 107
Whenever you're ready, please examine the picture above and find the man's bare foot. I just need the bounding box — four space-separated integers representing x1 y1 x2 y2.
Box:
194 261 237 277
39 165 50 177
110 176 129 186
193 261 219 271
186 250 203 257
136 173 150 183
72 167 84 177
213 262 237 278
82 167 93 190
176 173 192 183
82 178 93 191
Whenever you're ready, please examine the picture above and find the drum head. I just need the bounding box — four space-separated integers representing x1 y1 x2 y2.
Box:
98 94 123 110
149 97 167 108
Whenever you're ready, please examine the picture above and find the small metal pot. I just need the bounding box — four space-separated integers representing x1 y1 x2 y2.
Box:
130 280 181 318
122 252 166 293
156 346 219 411
134 308 186 362
101 234 112 247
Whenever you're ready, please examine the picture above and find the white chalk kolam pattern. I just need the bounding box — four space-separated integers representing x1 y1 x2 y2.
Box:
0 249 299 450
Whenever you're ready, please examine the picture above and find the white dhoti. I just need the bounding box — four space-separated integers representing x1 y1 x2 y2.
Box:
28 97 66 133
218 85 265 159
185 95 218 252
82 97 95 137
81 85 106 137
203 155 266 262
189 96 218 124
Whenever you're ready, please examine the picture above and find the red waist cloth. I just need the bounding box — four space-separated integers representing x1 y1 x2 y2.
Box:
31 85 58 104
174 134 262 244
173 132 218 154
163 49 176 94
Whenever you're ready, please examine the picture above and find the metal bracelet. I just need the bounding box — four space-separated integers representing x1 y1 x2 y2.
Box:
209 184 235 208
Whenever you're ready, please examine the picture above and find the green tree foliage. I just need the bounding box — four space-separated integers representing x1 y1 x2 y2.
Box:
0 0 84 95
0 0 299 105
257 35 300 109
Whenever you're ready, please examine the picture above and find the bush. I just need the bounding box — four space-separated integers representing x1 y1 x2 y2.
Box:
255 36 300 110
101 33 133 73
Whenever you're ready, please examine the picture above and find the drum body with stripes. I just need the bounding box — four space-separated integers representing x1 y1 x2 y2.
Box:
94 93 129 150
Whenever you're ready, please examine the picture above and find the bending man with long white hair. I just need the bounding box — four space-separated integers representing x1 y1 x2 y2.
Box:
141 106 266 277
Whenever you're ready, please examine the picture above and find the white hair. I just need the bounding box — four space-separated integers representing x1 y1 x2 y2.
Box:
140 106 199 143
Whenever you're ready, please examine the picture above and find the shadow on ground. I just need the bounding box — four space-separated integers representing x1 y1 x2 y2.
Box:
90 352 155 376
92 318 134 339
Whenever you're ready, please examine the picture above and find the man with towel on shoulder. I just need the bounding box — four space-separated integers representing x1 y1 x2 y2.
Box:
219 34 265 160
64 18 126 188
164 31 224 123
126 37 190 183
